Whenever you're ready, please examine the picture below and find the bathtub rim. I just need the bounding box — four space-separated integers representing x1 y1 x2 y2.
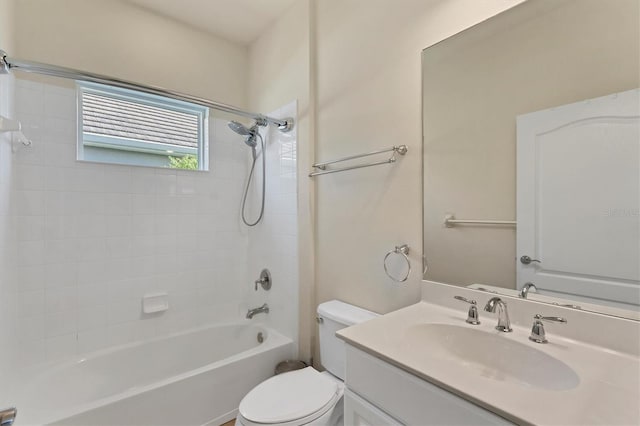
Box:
13 321 292 426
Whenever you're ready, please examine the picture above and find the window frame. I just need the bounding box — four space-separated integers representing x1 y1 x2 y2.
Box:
76 81 209 171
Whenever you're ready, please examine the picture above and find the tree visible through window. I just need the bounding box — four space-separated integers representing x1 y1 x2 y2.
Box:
77 82 208 170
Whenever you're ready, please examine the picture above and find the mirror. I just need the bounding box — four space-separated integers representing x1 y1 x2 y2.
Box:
422 0 640 320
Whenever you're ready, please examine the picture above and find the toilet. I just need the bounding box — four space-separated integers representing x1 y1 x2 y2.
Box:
235 300 379 426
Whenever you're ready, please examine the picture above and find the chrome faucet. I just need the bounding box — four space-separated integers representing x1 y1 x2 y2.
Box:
246 303 269 319
484 297 512 332
529 314 567 343
519 282 538 299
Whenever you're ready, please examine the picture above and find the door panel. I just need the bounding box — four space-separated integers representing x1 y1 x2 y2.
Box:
517 89 640 308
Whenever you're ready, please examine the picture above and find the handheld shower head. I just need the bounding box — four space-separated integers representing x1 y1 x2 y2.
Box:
228 120 260 150
228 121 252 136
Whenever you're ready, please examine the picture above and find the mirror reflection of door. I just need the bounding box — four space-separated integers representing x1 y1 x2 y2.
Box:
517 89 640 309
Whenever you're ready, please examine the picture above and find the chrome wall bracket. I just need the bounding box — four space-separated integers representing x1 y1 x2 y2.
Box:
0 50 9 74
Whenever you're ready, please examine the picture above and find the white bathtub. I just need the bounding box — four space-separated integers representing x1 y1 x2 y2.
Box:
13 323 294 426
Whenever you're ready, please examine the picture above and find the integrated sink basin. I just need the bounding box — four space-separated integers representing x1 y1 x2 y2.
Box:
405 323 580 391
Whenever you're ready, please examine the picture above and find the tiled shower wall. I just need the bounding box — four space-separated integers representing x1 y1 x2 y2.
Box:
7 76 256 368
247 101 299 347
0 73 16 381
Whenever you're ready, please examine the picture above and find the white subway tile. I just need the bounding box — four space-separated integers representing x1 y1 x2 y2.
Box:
105 237 132 259
45 263 77 289
77 305 108 332
45 333 77 361
12 190 46 216
44 87 76 120
45 286 78 314
176 196 198 215
69 168 105 193
13 339 46 368
103 193 132 216
76 261 107 286
16 215 45 241
17 241 46 267
44 143 76 167
74 238 106 262
17 265 45 291
154 195 177 215
104 215 132 237
154 173 177 195
15 85 44 116
16 315 45 342
18 289 45 318
129 255 155 278
78 283 108 307
131 215 154 236
102 169 132 193
77 327 109 354
45 310 76 337
44 117 76 144
131 235 155 257
102 259 133 283
132 194 156 215
130 169 156 194
154 234 176 255
72 214 106 238
45 239 76 264
154 215 176 235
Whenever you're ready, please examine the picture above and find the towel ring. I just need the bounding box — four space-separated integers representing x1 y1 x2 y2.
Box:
384 244 411 283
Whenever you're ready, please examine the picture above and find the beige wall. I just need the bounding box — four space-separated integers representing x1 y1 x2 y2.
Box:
0 0 15 52
313 0 520 308
248 0 314 361
13 0 247 107
249 0 522 365
423 0 640 289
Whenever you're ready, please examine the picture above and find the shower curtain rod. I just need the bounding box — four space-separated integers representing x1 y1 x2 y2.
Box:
0 50 293 132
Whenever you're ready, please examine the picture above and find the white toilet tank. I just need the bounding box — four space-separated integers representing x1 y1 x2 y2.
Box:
317 300 378 380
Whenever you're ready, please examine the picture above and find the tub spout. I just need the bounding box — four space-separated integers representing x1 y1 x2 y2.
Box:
246 303 269 319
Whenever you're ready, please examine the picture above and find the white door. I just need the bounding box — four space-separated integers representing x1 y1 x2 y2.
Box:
517 89 640 309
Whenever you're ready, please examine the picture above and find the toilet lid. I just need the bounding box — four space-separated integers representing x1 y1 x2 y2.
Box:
239 367 339 424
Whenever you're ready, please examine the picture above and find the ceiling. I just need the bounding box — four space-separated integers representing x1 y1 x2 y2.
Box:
128 0 297 45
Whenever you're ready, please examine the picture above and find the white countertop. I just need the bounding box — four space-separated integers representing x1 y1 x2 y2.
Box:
336 301 640 425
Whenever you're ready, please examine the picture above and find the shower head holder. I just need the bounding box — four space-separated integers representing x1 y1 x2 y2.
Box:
0 51 10 75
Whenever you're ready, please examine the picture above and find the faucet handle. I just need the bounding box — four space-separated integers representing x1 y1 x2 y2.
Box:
454 295 476 305
534 314 567 323
454 296 480 325
529 314 567 343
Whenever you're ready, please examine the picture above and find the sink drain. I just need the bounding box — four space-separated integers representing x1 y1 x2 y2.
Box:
257 332 264 343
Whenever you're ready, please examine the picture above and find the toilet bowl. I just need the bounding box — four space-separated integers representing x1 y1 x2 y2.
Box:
235 300 378 426
235 367 343 426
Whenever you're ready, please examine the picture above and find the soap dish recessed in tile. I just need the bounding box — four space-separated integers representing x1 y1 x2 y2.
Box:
142 292 169 314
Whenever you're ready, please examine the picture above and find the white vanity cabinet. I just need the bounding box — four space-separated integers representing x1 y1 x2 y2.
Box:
344 345 513 426
344 390 403 426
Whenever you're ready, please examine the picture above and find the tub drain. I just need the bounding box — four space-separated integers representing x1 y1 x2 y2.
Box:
257 332 264 343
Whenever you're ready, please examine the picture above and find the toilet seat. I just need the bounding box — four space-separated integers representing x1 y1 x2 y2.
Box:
237 367 342 426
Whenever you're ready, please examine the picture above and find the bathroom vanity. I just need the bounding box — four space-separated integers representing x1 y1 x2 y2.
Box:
336 291 640 425
342 345 509 426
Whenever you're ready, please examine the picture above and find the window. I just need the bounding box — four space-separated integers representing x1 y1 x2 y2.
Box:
77 82 208 170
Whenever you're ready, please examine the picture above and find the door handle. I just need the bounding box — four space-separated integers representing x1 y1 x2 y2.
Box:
520 255 541 265
0 407 17 426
